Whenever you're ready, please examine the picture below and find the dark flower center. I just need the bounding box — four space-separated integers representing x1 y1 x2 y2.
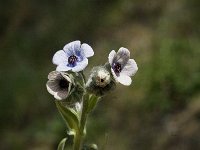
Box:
101 79 104 82
113 62 122 74
59 79 69 89
68 55 78 65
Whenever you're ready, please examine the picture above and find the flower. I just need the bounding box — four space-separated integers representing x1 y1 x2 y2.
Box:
108 47 138 86
86 66 116 96
46 71 74 100
53 40 94 72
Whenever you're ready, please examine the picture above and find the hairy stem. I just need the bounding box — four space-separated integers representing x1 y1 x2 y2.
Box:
73 131 82 150
73 98 88 150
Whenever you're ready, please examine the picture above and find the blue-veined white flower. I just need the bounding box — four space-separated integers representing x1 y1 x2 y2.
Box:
108 47 138 86
53 40 94 72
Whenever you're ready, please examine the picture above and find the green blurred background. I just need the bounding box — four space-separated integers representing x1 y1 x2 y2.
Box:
0 0 200 149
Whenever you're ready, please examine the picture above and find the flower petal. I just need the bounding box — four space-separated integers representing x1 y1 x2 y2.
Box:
56 64 71 71
72 58 88 72
46 80 59 95
63 40 81 55
48 71 61 80
108 50 116 65
111 68 118 81
117 74 132 86
121 59 138 76
55 91 68 100
81 43 94 57
61 73 72 83
117 47 130 57
52 50 68 65
114 47 130 66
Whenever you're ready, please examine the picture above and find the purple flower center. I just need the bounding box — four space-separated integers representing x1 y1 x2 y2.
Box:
68 55 78 65
113 62 122 74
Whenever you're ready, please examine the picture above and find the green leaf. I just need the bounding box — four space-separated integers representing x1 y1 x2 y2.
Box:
57 137 67 150
84 94 100 113
82 144 98 150
88 95 99 112
55 101 80 132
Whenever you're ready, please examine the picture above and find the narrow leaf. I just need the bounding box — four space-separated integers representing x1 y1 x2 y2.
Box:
57 137 67 150
84 94 100 113
55 101 79 132
88 95 99 112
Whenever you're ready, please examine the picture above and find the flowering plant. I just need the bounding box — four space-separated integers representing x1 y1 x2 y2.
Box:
46 40 138 150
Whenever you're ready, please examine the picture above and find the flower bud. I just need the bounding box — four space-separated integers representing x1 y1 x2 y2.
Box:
86 66 116 96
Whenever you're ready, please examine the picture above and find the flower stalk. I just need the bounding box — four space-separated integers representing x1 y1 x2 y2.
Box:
73 131 83 150
73 99 88 150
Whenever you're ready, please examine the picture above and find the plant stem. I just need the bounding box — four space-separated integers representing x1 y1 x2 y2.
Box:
73 99 88 150
73 131 82 150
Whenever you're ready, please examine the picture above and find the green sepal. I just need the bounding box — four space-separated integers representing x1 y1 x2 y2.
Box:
57 137 67 150
62 72 84 104
55 101 80 132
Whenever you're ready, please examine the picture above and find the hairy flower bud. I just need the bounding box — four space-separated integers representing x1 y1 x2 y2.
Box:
86 66 116 96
